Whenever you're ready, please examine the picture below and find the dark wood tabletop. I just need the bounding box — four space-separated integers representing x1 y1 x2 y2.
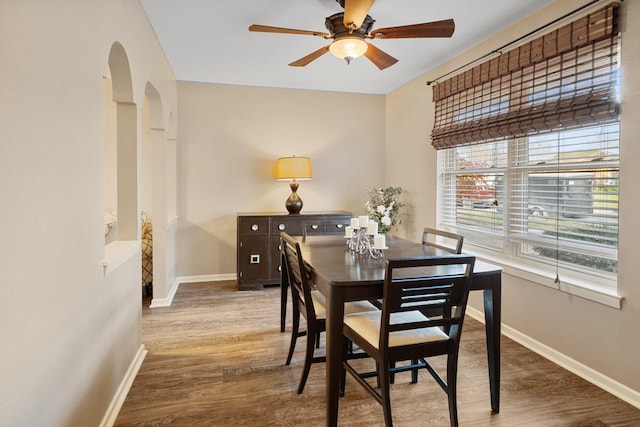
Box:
298 234 500 289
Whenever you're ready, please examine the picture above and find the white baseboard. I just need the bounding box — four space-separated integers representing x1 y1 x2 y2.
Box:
465 306 640 410
100 344 147 427
177 273 237 283
149 278 181 308
149 274 236 308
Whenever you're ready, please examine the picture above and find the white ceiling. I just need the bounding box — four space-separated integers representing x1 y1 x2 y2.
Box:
140 0 556 95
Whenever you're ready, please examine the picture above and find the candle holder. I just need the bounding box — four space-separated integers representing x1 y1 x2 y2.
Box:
347 227 385 259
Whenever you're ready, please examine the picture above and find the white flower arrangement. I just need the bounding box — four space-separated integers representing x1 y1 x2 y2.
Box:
365 186 404 233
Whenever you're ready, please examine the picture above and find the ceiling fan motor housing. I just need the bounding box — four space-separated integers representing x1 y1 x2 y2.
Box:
325 13 375 38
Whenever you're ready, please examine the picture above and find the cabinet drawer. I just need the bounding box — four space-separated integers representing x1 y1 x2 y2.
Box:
322 221 349 234
302 217 350 236
270 219 305 236
238 217 269 236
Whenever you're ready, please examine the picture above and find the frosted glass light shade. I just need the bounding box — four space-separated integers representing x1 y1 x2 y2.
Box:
329 36 368 63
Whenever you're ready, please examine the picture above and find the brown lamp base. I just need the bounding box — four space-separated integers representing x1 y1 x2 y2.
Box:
285 181 303 214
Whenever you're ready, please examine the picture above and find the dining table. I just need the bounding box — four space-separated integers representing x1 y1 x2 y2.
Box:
293 234 503 427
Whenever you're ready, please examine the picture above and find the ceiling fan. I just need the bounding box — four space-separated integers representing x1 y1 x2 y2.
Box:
248 0 454 70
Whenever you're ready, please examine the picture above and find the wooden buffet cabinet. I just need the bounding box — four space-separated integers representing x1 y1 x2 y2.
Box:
236 211 352 290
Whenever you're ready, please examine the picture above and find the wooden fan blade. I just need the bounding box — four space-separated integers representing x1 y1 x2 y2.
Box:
249 24 328 38
370 19 455 39
363 43 398 70
289 45 331 67
343 0 375 30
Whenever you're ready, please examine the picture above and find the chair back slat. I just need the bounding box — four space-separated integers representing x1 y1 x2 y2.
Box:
380 255 475 346
422 227 464 254
281 232 318 323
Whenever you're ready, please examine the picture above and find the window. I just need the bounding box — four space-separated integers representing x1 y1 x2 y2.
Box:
433 4 620 296
439 124 619 282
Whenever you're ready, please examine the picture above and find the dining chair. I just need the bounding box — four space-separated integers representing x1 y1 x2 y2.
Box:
341 255 476 427
388 227 463 384
422 227 464 254
281 219 350 329
280 232 377 394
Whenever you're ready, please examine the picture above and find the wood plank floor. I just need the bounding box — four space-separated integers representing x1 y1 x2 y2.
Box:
115 281 640 426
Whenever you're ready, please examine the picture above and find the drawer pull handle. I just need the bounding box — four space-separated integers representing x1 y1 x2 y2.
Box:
250 254 260 264
278 265 281 272
311 224 319 230
336 224 344 229
251 224 259 231
278 223 285 231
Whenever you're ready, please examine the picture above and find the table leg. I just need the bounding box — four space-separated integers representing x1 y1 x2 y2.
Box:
483 283 501 413
325 286 344 427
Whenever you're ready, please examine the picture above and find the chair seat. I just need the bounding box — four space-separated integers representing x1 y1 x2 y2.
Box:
311 290 378 319
344 310 448 349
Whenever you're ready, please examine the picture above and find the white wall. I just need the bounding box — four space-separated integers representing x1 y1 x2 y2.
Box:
0 1 177 425
175 82 386 277
386 0 640 400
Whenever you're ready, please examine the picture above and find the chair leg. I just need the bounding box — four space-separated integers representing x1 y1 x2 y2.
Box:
379 360 393 427
340 336 349 397
297 325 317 394
389 362 395 384
447 354 460 427
411 359 419 384
280 278 288 333
286 308 300 366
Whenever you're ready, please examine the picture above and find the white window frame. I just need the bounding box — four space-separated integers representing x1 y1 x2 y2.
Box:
437 127 622 308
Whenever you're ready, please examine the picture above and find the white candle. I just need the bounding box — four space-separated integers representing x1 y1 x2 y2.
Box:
350 218 360 229
374 234 386 249
359 215 369 228
344 226 353 237
367 220 378 235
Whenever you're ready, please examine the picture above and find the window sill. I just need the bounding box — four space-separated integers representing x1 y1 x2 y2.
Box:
465 244 623 309
103 240 140 277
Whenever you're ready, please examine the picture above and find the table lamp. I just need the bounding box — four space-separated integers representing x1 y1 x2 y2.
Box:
275 156 312 214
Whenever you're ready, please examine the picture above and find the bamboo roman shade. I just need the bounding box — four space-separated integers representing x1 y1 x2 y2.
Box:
431 3 620 150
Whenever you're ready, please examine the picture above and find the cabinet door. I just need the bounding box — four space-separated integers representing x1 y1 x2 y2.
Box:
238 236 270 283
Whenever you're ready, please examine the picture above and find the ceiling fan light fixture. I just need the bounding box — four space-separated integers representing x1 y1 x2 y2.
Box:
329 36 368 64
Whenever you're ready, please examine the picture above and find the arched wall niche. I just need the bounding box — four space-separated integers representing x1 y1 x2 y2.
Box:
144 82 164 130
108 42 133 103
106 41 138 241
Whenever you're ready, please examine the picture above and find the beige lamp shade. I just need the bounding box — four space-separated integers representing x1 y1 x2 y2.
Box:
275 156 312 181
